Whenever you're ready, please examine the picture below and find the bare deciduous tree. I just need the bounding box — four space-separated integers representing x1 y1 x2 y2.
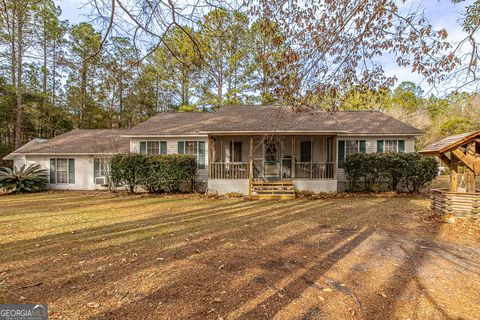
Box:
87 0 459 110
444 0 480 92
250 0 458 109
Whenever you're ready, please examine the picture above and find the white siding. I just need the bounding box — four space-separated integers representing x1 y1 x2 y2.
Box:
13 155 27 169
10 134 417 192
18 155 99 190
336 135 416 181
129 136 209 180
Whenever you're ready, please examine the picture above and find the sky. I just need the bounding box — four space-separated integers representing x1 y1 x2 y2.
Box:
56 0 475 94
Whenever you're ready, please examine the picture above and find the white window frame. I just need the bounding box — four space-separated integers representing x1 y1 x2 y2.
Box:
184 141 198 156
345 140 360 157
94 158 109 178
139 141 167 155
146 141 159 155
383 140 399 153
178 140 206 169
50 158 75 184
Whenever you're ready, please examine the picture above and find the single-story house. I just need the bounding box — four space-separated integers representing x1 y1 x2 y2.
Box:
3 105 422 195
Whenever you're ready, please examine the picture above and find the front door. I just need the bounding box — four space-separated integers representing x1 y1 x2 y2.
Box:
264 140 280 180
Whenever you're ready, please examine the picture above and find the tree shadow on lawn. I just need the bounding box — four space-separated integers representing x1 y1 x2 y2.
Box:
1 199 262 262
2 200 339 309
3 196 476 320
93 198 477 320
1 196 205 235
0 195 184 220
1 199 309 283
93 217 373 319
352 240 472 320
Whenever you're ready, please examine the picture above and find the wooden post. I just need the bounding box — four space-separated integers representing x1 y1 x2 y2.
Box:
333 135 337 179
291 137 296 179
322 136 326 178
466 142 476 192
220 137 224 179
310 136 313 179
249 136 253 199
208 136 213 179
450 152 458 192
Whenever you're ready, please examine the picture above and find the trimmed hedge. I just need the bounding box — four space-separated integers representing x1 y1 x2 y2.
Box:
110 153 148 193
344 153 438 193
143 154 197 193
110 153 197 193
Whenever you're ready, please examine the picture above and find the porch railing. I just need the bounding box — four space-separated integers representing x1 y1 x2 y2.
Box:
209 162 250 179
294 162 335 179
209 161 335 179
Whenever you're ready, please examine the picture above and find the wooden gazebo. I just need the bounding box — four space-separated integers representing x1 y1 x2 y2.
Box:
420 131 480 219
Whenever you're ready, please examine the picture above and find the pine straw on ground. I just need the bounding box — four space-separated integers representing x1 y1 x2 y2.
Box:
0 191 479 320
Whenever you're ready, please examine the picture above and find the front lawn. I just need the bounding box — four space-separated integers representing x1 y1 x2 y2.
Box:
0 192 479 319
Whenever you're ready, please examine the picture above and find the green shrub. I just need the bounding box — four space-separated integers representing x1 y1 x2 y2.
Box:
343 153 364 192
143 154 197 193
110 153 197 193
401 154 438 193
110 153 148 193
344 153 438 193
0 164 48 193
382 153 409 191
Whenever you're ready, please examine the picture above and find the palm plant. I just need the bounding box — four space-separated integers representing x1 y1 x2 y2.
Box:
0 164 48 193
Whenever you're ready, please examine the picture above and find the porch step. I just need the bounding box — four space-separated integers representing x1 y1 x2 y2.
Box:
251 194 296 200
250 180 295 200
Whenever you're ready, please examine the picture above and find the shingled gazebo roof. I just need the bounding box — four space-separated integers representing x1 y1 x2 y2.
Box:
419 130 480 155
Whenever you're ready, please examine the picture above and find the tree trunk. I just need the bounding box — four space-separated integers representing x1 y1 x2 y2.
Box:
218 62 223 105
41 22 48 138
10 1 16 88
52 40 56 108
14 8 24 149
80 60 87 129
118 57 124 128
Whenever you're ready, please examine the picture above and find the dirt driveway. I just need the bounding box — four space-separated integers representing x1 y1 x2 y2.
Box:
0 192 479 319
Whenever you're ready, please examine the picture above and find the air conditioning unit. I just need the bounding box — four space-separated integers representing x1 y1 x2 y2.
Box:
95 176 108 185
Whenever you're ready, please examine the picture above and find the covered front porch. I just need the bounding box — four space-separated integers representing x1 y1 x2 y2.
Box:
207 134 338 195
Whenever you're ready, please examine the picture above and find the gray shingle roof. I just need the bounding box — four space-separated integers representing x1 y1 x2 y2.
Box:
203 105 340 132
419 130 480 155
125 105 422 135
331 110 423 135
4 129 129 158
126 112 214 136
5 106 422 158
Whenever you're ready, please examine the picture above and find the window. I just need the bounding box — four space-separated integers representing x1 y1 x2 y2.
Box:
185 141 198 155
139 141 167 155
345 140 359 157
178 141 206 169
147 141 159 155
384 140 397 153
230 141 242 162
377 140 405 153
264 141 278 162
338 140 366 168
300 141 312 162
94 158 109 180
50 158 75 184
